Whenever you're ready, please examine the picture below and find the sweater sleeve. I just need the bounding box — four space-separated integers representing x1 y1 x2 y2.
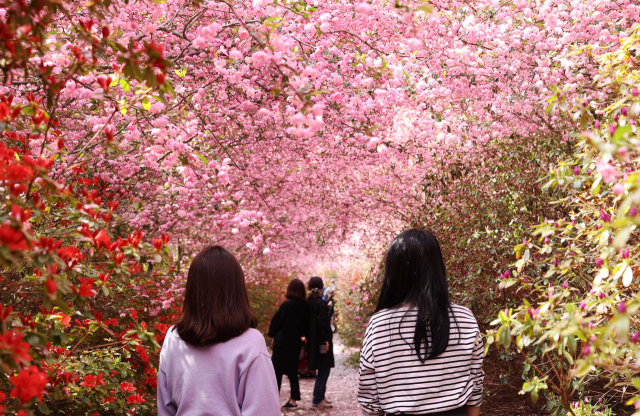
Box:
239 353 281 416
357 323 383 416
157 368 178 416
466 330 485 407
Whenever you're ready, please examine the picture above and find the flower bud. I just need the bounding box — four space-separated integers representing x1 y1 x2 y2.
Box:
618 301 627 313
582 345 591 356
610 124 616 136
630 206 638 217
595 120 601 129
622 107 629 117
632 332 640 344
574 166 580 175
633 87 639 97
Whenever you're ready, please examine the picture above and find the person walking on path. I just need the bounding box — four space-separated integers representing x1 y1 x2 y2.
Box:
307 276 335 409
269 278 308 409
357 229 485 416
157 246 281 416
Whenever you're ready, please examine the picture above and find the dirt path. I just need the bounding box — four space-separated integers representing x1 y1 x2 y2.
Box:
279 336 362 415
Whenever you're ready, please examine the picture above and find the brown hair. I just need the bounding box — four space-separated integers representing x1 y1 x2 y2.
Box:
285 278 306 302
175 246 257 346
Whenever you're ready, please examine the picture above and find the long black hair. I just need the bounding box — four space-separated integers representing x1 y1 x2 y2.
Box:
175 246 257 346
375 229 452 362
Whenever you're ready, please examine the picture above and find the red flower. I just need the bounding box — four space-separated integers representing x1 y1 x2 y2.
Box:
135 344 149 363
119 381 136 392
80 373 105 389
114 252 124 266
77 277 96 297
54 312 71 328
103 396 115 403
56 245 85 268
60 372 73 383
0 224 28 251
10 365 48 403
94 229 111 250
126 394 146 404
0 331 32 364
0 390 6 412
145 375 157 390
45 277 57 296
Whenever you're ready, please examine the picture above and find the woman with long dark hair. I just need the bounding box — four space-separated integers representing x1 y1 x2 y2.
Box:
307 276 334 409
158 246 280 416
357 230 484 416
268 278 308 409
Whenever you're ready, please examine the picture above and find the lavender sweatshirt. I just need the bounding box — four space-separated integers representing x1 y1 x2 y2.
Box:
158 327 281 416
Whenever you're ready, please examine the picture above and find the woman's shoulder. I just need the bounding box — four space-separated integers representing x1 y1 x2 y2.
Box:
450 303 477 320
237 328 269 353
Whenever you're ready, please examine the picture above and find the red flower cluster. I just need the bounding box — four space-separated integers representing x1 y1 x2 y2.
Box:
10 366 48 403
0 331 32 365
126 393 146 404
77 277 96 298
80 373 105 389
56 245 85 268
119 381 136 392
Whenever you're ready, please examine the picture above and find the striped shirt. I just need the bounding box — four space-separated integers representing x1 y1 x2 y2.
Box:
357 304 484 415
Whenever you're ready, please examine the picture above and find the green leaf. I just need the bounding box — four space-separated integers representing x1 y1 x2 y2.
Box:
38 402 51 414
613 125 632 142
120 79 130 92
142 97 151 111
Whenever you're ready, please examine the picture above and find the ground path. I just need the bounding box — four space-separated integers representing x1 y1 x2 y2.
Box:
279 336 362 415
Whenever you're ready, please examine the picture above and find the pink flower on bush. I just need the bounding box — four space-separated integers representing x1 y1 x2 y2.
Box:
597 161 617 184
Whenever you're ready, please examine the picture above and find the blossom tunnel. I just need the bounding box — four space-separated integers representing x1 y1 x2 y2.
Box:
0 0 639 414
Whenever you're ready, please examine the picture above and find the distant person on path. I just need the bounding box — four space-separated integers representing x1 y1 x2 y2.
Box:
157 246 280 416
357 229 485 416
268 278 308 409
323 279 337 332
307 276 335 409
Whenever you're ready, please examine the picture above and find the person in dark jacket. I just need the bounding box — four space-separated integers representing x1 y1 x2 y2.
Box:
268 279 308 409
307 276 334 409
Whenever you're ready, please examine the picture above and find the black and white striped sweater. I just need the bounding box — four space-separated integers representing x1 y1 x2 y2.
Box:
357 304 485 415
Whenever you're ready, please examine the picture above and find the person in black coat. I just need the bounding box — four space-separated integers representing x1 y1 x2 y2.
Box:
307 277 334 409
268 279 308 409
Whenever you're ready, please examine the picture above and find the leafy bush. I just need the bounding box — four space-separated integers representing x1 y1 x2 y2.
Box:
489 24 640 415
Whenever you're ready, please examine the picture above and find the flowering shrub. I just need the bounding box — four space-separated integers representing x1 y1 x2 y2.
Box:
489 25 640 415
1 0 640 413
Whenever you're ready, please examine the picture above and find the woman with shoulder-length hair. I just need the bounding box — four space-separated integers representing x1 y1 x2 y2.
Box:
158 246 280 416
268 278 308 409
357 229 485 416
307 276 334 409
